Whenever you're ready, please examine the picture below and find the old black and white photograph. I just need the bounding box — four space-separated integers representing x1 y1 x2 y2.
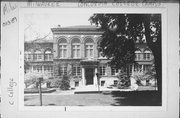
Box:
23 11 162 107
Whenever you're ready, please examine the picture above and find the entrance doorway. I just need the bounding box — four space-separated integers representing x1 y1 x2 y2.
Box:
85 68 94 85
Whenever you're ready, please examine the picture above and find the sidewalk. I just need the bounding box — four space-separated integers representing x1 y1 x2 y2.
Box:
24 85 156 96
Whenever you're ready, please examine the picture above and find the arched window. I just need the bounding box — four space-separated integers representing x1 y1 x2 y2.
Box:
143 49 151 60
34 50 43 61
58 38 67 58
24 51 33 61
85 38 94 58
71 38 81 58
135 50 142 60
44 49 53 61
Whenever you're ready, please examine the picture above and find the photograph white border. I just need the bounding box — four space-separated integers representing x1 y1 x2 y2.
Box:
19 7 168 112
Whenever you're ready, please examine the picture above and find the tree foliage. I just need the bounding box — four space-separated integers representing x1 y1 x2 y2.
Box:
24 71 50 88
117 71 130 89
89 14 162 93
60 75 70 90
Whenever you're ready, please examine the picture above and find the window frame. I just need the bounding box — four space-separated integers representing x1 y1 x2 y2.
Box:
85 38 94 58
34 50 43 61
44 50 53 61
99 64 107 76
59 65 67 76
72 64 81 76
111 67 119 76
143 50 152 60
71 38 81 58
58 38 68 59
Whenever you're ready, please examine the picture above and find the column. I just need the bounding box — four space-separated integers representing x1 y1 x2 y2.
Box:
81 42 84 58
42 65 44 74
132 64 134 74
82 67 85 86
94 67 98 86
142 65 144 72
94 40 98 59
53 37 58 58
68 42 71 58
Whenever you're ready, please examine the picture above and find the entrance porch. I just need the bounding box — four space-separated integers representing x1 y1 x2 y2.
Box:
80 59 99 86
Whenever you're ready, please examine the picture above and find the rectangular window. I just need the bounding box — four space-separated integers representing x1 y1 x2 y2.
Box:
85 45 93 58
114 80 118 86
34 54 37 61
101 81 105 86
37 54 42 60
34 54 43 61
72 45 81 58
59 45 67 58
111 67 119 76
144 53 151 60
147 53 150 60
75 82 79 87
37 66 42 72
72 65 81 76
33 65 42 73
45 54 53 61
136 53 141 60
25 54 33 61
44 65 53 76
99 65 106 76
59 65 67 76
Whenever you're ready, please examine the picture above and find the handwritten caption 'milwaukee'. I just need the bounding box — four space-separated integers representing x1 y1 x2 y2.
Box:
7 78 17 105
3 17 17 27
2 2 17 27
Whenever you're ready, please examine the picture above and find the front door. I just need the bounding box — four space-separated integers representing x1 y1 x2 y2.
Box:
85 68 94 85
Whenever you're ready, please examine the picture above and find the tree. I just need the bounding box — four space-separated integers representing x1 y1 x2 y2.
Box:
89 14 162 93
24 71 50 88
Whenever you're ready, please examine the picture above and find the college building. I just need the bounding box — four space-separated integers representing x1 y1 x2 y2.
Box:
24 25 154 88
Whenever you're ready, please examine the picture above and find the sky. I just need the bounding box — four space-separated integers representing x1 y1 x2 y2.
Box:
24 13 95 41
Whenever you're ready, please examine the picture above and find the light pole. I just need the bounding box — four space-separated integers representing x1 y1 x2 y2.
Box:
38 77 43 106
96 72 100 93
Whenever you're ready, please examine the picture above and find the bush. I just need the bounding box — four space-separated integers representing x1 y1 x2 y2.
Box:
24 72 51 88
46 77 61 88
117 72 130 89
132 69 156 86
60 75 70 90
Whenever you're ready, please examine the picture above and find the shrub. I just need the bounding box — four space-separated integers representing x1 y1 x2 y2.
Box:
132 67 156 86
60 75 70 90
49 77 62 88
24 71 51 88
117 72 130 89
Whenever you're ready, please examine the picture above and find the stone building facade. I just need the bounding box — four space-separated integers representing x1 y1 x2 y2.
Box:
24 39 53 77
24 25 154 88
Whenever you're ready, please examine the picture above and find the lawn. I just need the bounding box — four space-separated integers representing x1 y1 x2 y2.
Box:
24 91 161 106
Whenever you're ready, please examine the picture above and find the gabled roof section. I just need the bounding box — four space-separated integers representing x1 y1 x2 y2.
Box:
25 32 53 43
